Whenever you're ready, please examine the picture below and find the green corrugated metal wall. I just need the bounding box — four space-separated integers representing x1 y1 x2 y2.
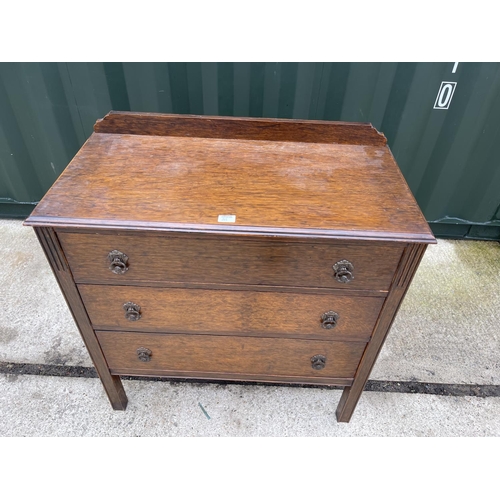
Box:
1 62 500 239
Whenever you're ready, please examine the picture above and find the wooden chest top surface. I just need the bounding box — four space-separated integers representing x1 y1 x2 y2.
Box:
25 112 435 244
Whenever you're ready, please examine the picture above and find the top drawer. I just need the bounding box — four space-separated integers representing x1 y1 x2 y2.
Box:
57 232 403 291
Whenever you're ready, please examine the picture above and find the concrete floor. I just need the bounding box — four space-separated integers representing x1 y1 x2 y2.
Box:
1 219 499 436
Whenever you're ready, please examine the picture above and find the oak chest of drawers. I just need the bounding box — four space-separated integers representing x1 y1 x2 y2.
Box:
25 111 436 422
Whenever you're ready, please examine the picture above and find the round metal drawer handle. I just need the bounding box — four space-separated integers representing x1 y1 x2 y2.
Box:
333 259 354 283
108 250 129 274
137 347 152 362
123 301 141 321
321 310 339 329
311 355 326 370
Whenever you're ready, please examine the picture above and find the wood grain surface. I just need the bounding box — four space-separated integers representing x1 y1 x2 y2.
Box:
26 130 435 243
58 231 403 291
96 331 367 380
93 111 387 145
79 285 384 341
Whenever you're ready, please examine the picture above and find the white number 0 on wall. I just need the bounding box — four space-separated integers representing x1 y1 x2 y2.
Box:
434 81 457 110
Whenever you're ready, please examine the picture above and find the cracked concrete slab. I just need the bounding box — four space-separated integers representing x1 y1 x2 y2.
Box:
1 374 498 436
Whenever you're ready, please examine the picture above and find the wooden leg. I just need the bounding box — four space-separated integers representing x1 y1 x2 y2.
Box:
335 243 429 423
100 374 128 411
335 288 405 422
35 227 128 410
336 385 365 423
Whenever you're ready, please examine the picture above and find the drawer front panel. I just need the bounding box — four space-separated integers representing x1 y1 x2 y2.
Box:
59 232 403 291
80 285 384 341
97 331 367 380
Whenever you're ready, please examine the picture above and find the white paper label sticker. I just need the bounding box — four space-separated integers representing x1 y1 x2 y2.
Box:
218 214 236 223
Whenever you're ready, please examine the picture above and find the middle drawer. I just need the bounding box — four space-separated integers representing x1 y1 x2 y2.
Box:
79 285 384 341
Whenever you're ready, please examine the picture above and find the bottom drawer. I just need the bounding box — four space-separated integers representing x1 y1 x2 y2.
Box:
97 331 367 385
